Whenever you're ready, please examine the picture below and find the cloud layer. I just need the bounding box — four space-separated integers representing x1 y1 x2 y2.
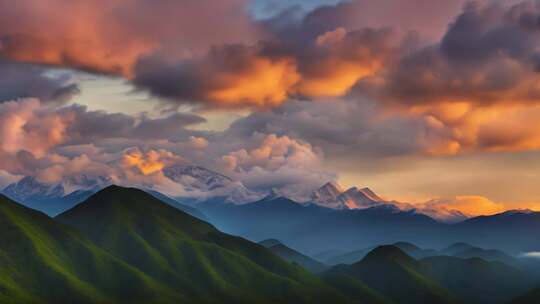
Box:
0 0 540 216
0 98 334 200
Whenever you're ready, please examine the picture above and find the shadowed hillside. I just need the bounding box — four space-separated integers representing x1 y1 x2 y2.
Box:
55 186 349 304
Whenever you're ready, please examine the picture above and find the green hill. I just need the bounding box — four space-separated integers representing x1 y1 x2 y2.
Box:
0 194 185 304
421 256 534 304
324 245 458 304
259 239 328 273
56 185 349 304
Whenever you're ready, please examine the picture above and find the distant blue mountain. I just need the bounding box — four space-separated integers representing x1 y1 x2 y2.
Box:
199 196 540 255
199 196 444 254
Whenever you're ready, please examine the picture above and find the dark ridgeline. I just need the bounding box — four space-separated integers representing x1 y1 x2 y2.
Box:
258 239 328 273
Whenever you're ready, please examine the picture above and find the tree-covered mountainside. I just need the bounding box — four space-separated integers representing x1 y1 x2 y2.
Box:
55 186 348 304
2 186 538 304
0 194 184 304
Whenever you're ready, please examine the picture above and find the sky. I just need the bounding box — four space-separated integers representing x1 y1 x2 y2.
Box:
0 0 540 216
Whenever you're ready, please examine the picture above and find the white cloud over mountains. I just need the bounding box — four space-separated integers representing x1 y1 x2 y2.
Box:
0 98 334 200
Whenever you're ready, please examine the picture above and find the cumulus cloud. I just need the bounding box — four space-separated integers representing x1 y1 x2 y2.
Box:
0 0 255 75
134 44 301 108
223 98 427 158
0 99 336 197
134 24 398 108
221 134 335 200
0 0 402 108
351 1 540 155
297 0 464 41
0 98 207 174
0 99 75 157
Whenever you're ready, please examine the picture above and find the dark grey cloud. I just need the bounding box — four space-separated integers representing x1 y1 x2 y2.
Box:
0 61 79 103
370 1 540 107
130 113 207 140
224 98 425 158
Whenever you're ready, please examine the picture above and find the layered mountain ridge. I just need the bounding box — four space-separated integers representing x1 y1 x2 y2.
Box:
1 165 262 216
0 185 539 304
2 165 470 223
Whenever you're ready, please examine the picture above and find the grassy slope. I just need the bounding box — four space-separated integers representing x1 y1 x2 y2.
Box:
56 186 350 304
0 194 185 304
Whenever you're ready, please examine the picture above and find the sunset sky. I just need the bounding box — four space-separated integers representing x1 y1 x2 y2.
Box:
1 0 540 216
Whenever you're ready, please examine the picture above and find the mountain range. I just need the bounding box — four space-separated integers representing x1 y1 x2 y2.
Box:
309 182 468 223
199 195 540 255
0 184 539 304
0 166 468 223
323 241 516 265
3 168 540 257
1 165 261 216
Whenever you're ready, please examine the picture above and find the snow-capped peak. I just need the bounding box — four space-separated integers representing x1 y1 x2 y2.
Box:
340 187 382 209
263 188 283 201
163 165 233 192
2 174 111 204
61 174 112 194
2 176 64 201
358 187 383 202
162 164 263 204
310 182 385 210
311 182 346 209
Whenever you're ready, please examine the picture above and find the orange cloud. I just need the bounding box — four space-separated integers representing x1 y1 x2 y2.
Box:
204 56 300 108
296 27 393 98
423 196 505 217
0 0 255 76
412 102 540 156
121 149 181 175
135 27 397 108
